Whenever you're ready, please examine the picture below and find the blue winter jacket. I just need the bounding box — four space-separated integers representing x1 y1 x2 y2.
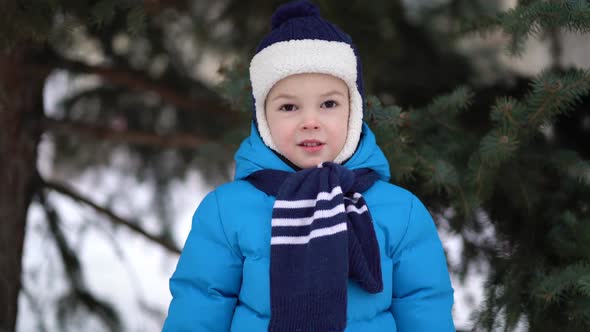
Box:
163 122 455 332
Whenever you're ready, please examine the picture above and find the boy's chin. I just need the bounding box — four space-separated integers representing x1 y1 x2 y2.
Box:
294 158 334 169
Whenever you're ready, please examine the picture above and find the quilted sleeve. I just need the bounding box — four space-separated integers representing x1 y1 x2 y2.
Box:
389 195 455 331
163 191 243 332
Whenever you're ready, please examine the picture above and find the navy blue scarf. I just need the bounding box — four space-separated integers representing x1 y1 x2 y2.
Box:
246 162 383 332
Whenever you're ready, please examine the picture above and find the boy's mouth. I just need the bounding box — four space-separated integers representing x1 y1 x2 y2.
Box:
298 140 325 152
298 139 324 146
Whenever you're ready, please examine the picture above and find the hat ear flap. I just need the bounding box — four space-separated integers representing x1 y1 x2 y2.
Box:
249 0 365 163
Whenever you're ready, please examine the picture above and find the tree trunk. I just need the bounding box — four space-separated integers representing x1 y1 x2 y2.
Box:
0 47 46 332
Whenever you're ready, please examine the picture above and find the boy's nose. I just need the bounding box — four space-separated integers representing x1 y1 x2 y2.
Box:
302 122 320 130
301 110 320 130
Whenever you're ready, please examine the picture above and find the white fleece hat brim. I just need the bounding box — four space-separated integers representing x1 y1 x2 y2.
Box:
249 39 363 164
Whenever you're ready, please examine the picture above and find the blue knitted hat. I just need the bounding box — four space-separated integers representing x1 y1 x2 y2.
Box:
249 0 365 164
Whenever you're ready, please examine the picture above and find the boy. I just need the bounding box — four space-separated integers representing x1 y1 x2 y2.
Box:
163 1 455 331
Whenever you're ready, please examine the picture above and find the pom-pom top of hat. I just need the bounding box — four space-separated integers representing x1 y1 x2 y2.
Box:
271 0 320 29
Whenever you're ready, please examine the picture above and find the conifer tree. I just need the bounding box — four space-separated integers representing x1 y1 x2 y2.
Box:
219 1 590 331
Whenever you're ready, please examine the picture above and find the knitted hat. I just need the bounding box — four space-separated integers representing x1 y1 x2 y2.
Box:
249 0 365 164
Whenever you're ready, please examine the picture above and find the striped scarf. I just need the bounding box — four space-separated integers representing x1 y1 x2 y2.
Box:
246 162 383 332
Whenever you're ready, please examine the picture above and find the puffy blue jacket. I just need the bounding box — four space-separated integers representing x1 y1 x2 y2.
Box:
163 123 455 332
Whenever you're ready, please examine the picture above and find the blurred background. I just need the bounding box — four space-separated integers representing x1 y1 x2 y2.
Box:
1 0 589 331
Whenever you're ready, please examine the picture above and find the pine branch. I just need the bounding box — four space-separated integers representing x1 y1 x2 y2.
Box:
425 85 474 116
476 69 590 171
41 177 181 255
142 0 189 15
490 97 526 129
526 69 590 127
547 149 590 185
479 130 520 166
32 58 243 121
364 95 403 126
429 159 459 192
0 0 188 51
418 86 474 133
535 261 590 307
459 0 590 54
129 5 149 35
41 116 222 150
217 62 254 114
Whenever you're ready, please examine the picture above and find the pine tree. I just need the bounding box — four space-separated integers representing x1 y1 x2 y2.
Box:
218 1 590 331
456 2 590 330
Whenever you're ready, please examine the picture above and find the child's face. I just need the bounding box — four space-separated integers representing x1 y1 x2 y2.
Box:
265 73 349 169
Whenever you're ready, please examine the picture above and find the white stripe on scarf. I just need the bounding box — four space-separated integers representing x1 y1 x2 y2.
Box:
273 186 343 208
271 222 348 245
272 204 345 227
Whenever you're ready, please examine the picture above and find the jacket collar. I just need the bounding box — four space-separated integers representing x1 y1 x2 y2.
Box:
234 122 390 182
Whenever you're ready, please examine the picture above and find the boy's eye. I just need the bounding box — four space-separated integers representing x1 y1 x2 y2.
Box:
279 104 297 111
321 100 338 108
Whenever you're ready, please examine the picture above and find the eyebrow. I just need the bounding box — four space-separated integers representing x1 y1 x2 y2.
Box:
270 90 347 102
320 90 347 98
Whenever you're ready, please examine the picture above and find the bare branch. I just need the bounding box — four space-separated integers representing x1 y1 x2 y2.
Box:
41 116 226 150
42 177 181 255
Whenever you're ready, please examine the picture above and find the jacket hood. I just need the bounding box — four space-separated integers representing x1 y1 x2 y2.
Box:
234 122 391 182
